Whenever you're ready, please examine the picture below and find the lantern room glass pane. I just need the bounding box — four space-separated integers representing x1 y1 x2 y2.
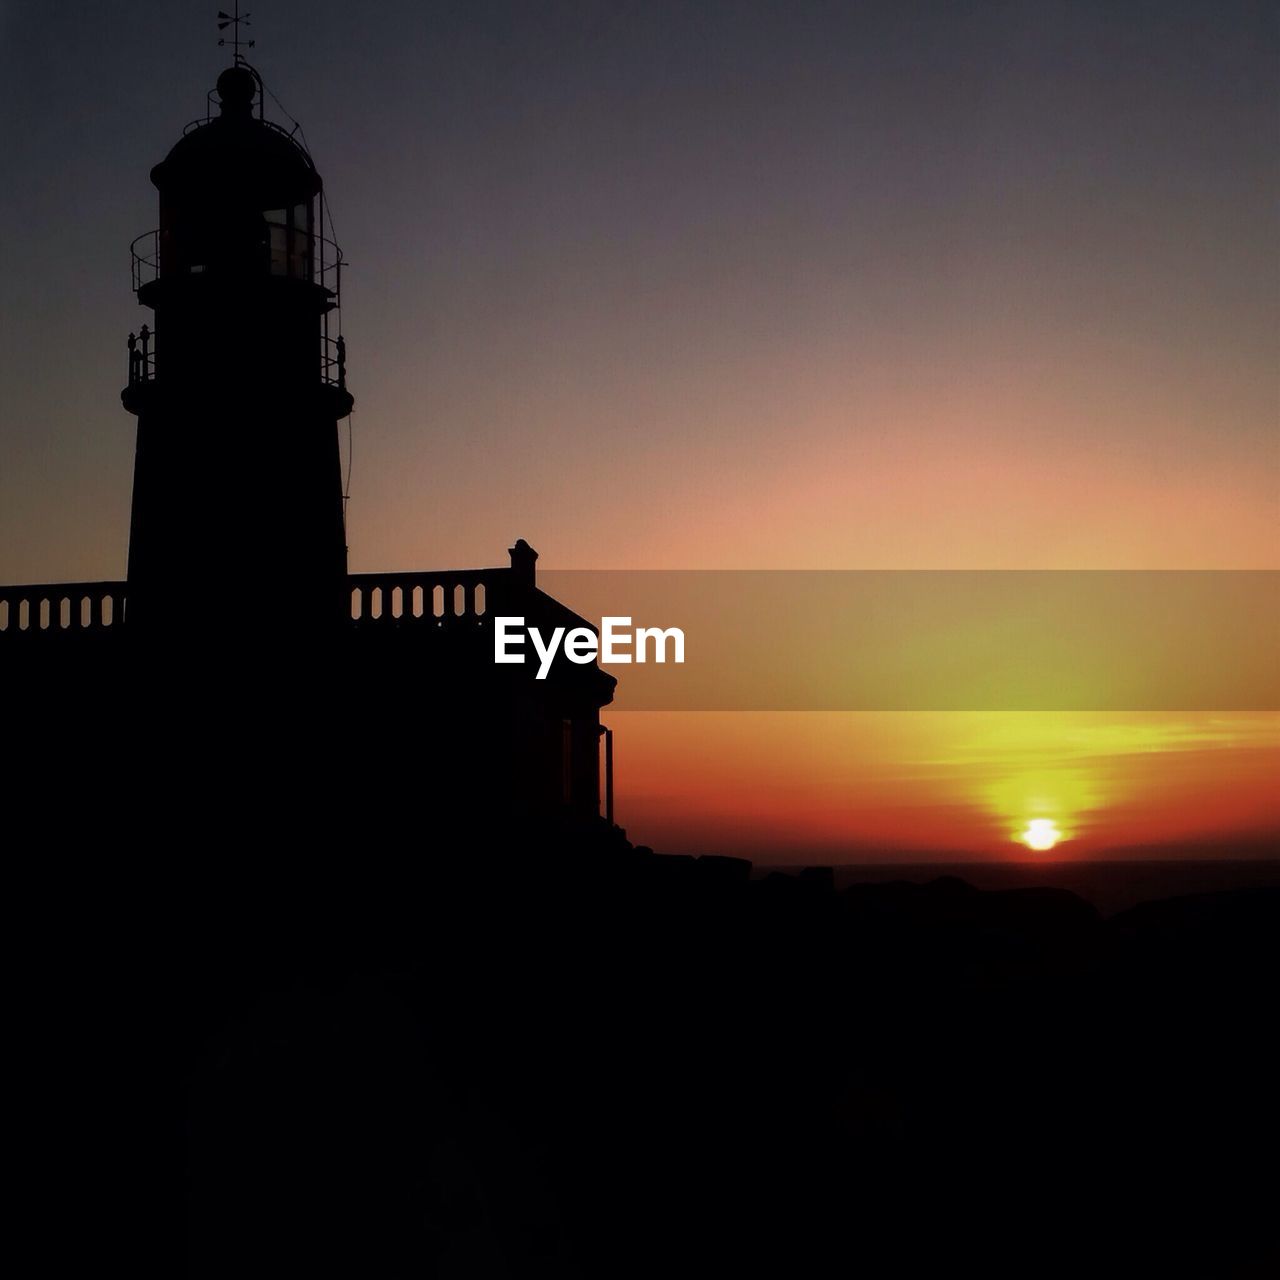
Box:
290 202 313 281
268 223 288 276
261 205 313 279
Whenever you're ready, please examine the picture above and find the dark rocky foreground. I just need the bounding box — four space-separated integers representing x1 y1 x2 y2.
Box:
14 827 1279 1279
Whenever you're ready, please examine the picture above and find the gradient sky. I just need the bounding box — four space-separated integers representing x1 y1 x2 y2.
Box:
2 2 1276 858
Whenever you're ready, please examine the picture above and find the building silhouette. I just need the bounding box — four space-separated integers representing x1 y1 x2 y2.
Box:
0 60 617 831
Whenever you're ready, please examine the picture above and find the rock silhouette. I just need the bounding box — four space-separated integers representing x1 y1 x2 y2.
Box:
166 844 1277 1278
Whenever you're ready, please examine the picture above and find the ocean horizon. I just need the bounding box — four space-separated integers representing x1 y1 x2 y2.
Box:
747 858 1280 916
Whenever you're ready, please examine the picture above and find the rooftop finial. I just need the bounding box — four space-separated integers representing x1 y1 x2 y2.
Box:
216 4 255 64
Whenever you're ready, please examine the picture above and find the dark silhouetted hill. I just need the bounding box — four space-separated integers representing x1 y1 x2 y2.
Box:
7 799 1276 1278
156 840 1280 1278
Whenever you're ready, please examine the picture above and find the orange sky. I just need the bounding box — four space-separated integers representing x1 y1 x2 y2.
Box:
610 712 1280 862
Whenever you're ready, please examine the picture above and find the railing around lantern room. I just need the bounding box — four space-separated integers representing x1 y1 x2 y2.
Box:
130 230 160 293
129 227 344 296
127 226 347 393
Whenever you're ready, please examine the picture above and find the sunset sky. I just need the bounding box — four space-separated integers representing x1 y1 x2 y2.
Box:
1 1 1276 859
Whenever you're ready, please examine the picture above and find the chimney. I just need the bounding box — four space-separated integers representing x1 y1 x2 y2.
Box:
509 538 538 589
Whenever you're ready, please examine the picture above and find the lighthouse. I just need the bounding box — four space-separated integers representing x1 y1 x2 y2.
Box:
1 38 618 832
122 61 352 637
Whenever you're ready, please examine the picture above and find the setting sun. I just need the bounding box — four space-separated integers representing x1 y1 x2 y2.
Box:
1022 819 1062 852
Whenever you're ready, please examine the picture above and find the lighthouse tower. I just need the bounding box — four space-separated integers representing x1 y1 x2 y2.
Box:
122 61 352 638
0 34 619 833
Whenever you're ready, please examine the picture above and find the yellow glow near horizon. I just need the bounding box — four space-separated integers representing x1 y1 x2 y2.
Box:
1022 819 1062 852
605 711 1280 861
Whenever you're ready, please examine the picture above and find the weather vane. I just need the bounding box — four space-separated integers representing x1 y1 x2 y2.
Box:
217 4 255 63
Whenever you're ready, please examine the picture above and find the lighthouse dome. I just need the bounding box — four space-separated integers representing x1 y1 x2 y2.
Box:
145 66 326 288
150 66 322 209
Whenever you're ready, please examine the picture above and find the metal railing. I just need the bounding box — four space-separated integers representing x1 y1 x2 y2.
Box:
130 226 342 296
123 325 347 390
127 325 155 386
320 334 347 389
131 229 160 291
182 107 315 170
312 227 343 297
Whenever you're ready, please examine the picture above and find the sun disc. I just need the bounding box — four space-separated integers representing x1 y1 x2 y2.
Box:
1021 819 1061 852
